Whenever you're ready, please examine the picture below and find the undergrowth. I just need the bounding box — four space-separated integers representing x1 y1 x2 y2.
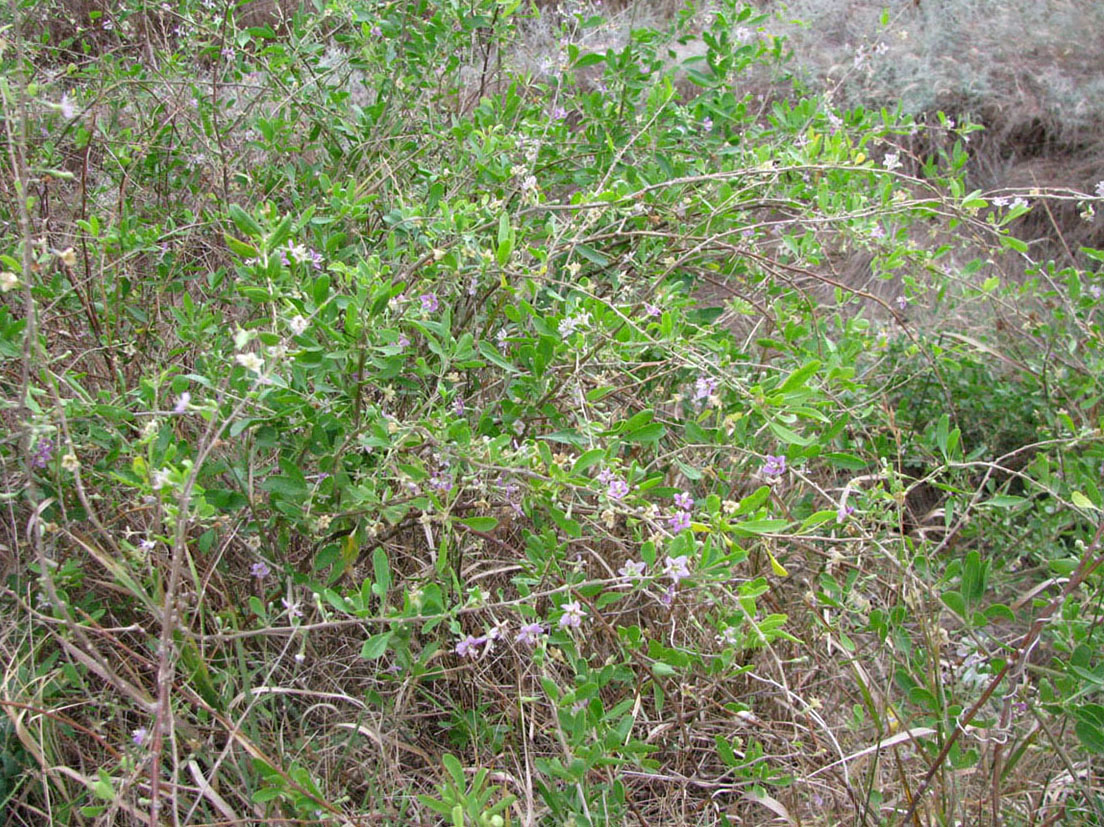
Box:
1 0 1104 824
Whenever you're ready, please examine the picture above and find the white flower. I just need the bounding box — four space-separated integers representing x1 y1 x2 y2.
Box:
235 352 264 373
150 469 172 491
0 271 17 292
61 452 80 473
59 93 76 120
289 315 309 336
1096 181 1104 198
883 153 901 172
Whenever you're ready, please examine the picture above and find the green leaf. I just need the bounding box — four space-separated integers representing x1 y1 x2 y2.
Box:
549 507 582 538
573 449 606 474
768 420 811 445
372 547 391 598
824 452 867 471
731 519 790 535
228 204 263 239
224 233 258 258
779 359 821 393
360 632 393 660
624 422 666 444
572 52 606 68
1072 490 1098 511
456 516 499 532
574 244 609 267
1076 720 1104 754
942 590 966 618
715 735 739 767
261 476 307 501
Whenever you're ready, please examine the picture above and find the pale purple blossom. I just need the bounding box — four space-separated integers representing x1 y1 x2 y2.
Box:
251 561 270 579
596 467 615 485
281 597 302 618
559 600 585 629
516 621 544 646
644 302 661 317
895 295 908 310
701 117 713 131
1090 285 1103 300
59 94 75 120
132 726 149 747
761 454 786 477
482 625 503 654
659 584 676 607
173 392 191 414
668 510 692 532
419 293 439 313
618 559 647 579
837 502 855 523
673 491 693 510
664 555 691 583
455 634 485 658
32 438 54 468
607 478 629 499
551 106 568 120
869 224 885 239
397 334 410 350
693 375 718 402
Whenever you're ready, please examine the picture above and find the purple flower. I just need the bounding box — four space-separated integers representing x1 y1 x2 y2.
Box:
452 396 465 416
397 334 410 350
419 293 439 313
551 106 567 120
673 491 693 510
281 597 302 619
664 555 691 583
693 375 718 402
173 392 191 414
659 583 675 607
667 510 692 532
309 249 324 270
1091 285 1103 300
869 225 885 239
644 302 661 317
836 502 855 523
371 24 382 37
455 634 485 658
132 726 149 747
559 600 585 629
701 117 713 131
32 438 54 468
251 561 270 579
761 454 786 477
596 467 615 485
618 559 646 579
895 295 908 310
516 621 545 646
607 479 629 499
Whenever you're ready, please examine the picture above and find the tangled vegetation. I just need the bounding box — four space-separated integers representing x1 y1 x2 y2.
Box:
1 0 1103 823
